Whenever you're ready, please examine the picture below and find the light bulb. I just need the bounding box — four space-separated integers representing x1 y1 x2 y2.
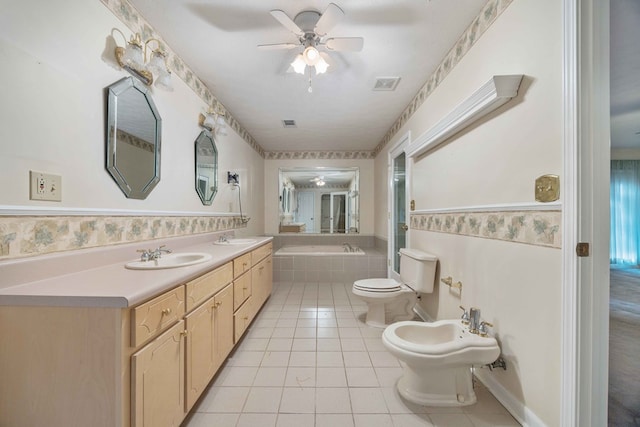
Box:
303 46 320 65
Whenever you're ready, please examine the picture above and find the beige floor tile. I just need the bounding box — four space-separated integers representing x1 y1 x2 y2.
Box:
183 412 239 427
280 387 316 413
261 351 291 367
285 366 316 387
316 367 348 387
316 387 352 413
316 413 355 427
353 413 394 427
236 413 278 427
197 386 250 413
349 388 389 413
253 367 287 387
346 367 379 387
242 387 283 413
276 413 315 427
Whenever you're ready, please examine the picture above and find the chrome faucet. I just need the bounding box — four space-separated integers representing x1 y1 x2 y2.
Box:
152 245 171 260
469 307 481 334
343 242 353 252
218 234 229 243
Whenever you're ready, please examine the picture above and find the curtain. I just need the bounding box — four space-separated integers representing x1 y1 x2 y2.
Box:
610 160 640 264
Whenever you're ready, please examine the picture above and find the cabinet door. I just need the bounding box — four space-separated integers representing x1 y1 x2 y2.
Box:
132 321 186 427
251 255 273 310
185 297 216 411
214 284 234 368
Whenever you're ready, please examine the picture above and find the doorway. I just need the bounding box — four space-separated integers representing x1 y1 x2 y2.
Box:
321 192 348 233
388 133 410 281
296 191 315 232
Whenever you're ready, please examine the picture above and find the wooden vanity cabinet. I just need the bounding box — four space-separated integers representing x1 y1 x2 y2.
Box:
0 241 272 427
131 320 186 427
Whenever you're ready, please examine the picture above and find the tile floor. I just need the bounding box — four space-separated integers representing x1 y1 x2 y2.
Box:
183 281 520 427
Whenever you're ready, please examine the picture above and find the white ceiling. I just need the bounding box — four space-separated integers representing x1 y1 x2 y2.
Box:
128 0 489 152
610 0 640 149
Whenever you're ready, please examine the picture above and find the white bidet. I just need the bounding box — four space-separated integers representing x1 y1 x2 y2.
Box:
382 319 500 406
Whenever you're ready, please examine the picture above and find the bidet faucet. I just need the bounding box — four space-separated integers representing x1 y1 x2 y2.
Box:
469 307 481 334
343 242 353 252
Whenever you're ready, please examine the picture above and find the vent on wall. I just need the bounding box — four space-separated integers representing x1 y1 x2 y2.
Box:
373 77 401 91
282 120 297 128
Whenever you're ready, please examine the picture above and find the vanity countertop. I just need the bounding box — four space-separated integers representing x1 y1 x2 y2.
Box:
0 235 272 309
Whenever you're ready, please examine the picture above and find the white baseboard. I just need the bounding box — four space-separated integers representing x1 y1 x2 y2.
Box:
474 368 547 427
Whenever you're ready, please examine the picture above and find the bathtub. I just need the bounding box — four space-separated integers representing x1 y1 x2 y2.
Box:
275 245 364 256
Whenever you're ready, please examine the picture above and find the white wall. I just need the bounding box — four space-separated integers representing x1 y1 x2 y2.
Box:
0 0 264 236
265 158 374 236
374 0 562 424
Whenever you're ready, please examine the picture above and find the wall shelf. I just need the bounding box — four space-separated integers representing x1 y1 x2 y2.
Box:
405 74 524 159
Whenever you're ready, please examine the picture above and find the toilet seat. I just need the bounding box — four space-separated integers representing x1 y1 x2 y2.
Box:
353 278 402 293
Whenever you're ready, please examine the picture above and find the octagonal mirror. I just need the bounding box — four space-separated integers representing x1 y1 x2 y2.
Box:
106 77 161 199
195 130 218 205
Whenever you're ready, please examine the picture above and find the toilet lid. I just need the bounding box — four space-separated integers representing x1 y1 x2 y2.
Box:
354 278 402 292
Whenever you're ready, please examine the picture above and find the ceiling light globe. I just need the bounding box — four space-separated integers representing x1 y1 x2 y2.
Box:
303 46 320 66
291 54 306 74
314 56 329 74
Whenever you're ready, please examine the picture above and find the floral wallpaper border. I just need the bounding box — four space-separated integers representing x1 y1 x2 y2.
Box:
410 209 561 248
0 215 247 260
100 0 265 158
373 0 514 156
265 151 375 160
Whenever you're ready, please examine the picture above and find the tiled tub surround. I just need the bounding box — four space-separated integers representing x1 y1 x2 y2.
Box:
271 234 377 252
274 248 386 284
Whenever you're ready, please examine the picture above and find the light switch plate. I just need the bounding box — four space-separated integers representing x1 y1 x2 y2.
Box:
30 170 62 202
535 174 559 203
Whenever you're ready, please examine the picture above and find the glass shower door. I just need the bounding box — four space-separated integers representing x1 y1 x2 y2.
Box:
391 152 407 278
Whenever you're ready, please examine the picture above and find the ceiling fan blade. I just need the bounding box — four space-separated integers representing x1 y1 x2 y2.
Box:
270 9 304 36
257 43 299 50
314 3 344 36
325 37 364 52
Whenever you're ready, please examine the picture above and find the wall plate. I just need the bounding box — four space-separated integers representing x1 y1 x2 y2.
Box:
535 174 560 203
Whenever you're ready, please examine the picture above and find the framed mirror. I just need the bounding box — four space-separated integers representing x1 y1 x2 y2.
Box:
106 77 161 199
278 167 359 234
194 130 218 205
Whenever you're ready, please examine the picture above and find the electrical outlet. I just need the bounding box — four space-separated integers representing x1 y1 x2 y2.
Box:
30 171 62 202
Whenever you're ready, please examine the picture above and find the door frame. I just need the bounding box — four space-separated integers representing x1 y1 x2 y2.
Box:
387 132 412 280
296 191 315 232
562 0 610 425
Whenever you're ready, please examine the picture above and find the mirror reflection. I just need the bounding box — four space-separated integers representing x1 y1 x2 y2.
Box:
279 167 359 234
195 130 218 205
106 77 161 199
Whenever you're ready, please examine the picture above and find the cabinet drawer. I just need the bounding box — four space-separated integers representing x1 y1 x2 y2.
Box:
185 262 233 312
233 253 252 278
251 243 272 265
132 286 185 348
233 272 252 311
234 297 254 343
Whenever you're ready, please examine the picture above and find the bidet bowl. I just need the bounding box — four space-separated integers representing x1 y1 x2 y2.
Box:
125 252 212 270
383 320 500 366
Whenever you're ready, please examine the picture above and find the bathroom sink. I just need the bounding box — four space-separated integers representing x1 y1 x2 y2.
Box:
213 238 257 246
125 252 212 270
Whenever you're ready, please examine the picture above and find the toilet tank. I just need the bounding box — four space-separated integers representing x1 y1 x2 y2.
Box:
399 248 438 293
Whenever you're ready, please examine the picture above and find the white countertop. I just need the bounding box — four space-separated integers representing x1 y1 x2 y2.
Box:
0 235 272 308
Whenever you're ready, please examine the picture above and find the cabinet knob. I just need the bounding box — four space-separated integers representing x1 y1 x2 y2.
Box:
242 287 248 291
161 308 172 316
243 316 249 320
179 330 188 337
213 301 222 308
243 262 248 267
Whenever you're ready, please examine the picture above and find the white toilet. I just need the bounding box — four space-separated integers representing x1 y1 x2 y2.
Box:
382 319 500 406
352 248 437 328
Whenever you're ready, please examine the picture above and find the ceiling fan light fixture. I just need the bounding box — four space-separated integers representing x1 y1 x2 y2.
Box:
314 56 329 74
291 54 306 74
303 46 320 65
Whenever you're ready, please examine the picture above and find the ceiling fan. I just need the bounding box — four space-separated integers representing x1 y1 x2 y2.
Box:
258 3 364 77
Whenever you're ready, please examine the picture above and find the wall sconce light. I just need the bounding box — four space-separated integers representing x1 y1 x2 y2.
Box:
111 30 173 91
198 103 228 136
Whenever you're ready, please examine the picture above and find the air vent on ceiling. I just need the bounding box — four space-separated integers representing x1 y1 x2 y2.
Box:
282 119 297 128
373 77 401 91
